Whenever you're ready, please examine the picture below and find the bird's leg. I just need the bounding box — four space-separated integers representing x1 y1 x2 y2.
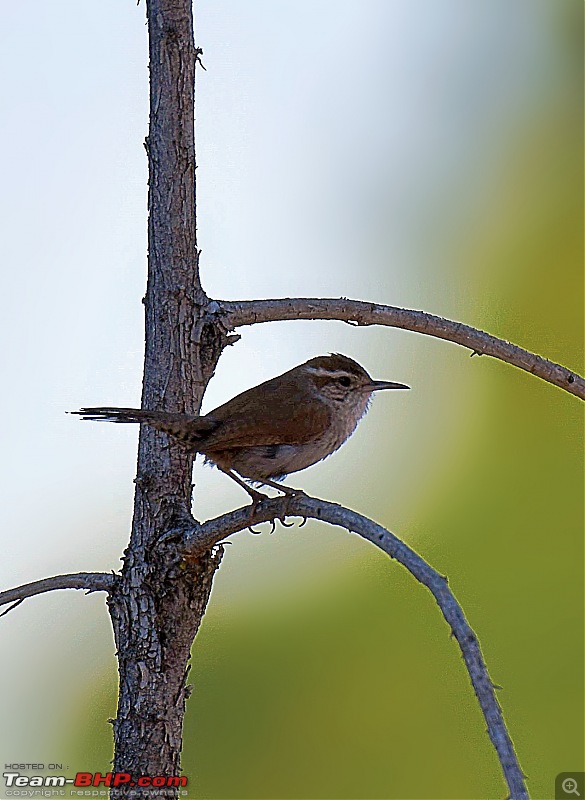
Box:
257 477 305 496
218 467 268 508
217 468 303 534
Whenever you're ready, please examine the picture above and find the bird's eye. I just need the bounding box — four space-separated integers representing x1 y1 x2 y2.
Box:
338 376 351 387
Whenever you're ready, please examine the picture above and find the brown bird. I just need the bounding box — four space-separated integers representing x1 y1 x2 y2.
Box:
72 354 409 503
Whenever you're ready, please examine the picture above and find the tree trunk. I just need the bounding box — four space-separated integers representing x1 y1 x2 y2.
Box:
108 1 225 794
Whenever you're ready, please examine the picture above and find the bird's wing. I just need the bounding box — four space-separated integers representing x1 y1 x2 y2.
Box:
200 393 331 450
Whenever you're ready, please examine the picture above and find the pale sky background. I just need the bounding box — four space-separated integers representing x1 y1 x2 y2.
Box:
0 0 574 766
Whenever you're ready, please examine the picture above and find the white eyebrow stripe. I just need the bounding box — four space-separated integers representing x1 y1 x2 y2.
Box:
304 368 356 379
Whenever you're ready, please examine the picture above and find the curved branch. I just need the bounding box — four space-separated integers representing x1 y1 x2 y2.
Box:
219 297 583 401
173 495 528 800
0 572 116 615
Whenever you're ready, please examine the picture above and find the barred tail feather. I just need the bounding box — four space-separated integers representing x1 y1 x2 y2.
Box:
72 407 154 424
70 407 216 449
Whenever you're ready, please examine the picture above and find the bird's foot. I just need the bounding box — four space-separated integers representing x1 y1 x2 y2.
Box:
246 486 269 510
243 487 271 533
278 485 306 497
257 477 305 497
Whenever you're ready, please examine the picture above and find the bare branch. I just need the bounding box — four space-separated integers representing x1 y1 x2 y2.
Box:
173 495 528 800
219 297 583 400
0 572 116 613
106 2 227 791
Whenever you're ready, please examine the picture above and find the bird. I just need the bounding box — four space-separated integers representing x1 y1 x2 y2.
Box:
72 354 409 503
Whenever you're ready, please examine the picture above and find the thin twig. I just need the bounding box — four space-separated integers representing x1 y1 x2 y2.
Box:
0 599 24 618
176 494 529 800
218 297 583 400
0 572 116 613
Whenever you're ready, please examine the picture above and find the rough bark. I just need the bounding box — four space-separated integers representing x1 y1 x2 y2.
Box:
107 0 226 794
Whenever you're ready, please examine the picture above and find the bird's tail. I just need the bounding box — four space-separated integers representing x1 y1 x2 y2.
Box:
71 407 216 449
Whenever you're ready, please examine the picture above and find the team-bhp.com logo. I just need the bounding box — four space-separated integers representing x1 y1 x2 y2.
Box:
3 771 187 791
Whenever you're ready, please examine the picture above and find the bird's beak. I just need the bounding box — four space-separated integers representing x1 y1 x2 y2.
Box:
364 380 410 392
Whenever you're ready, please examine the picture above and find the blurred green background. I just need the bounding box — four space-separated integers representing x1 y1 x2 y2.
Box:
0 2 582 799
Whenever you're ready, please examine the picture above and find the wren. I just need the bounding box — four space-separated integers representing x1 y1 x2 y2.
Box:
73 354 409 503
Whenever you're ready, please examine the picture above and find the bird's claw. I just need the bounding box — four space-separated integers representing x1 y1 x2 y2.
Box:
247 523 263 535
